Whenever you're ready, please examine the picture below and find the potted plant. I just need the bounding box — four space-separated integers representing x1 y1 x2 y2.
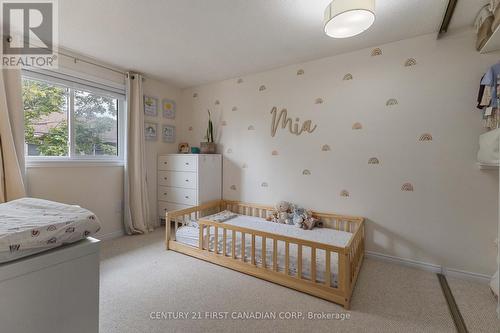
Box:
200 110 216 153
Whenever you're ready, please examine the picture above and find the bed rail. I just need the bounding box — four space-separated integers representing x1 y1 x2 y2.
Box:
165 200 364 309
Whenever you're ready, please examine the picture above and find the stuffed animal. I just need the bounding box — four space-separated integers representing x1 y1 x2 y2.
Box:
301 210 321 230
291 207 306 228
267 201 293 224
290 206 322 230
267 202 323 230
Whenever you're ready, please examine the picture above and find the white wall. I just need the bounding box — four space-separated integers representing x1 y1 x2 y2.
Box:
179 30 499 276
26 56 181 237
143 79 182 227
27 166 124 238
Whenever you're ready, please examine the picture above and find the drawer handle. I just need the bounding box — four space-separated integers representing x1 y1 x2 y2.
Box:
164 193 167 195
185 162 190 165
185 196 189 199
164 177 168 180
185 179 189 182
163 162 167 164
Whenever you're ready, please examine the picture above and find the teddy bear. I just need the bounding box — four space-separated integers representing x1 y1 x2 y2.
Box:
291 206 307 228
267 201 293 224
290 206 322 230
301 211 322 230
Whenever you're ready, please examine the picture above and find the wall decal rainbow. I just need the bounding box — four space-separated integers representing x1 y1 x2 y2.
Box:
343 73 353 81
259 85 266 91
321 144 331 151
401 183 414 191
340 190 350 197
315 98 324 104
248 125 255 130
352 122 363 130
386 98 398 106
261 182 269 187
230 185 237 190
368 157 380 164
419 133 433 142
302 169 311 175
371 48 382 56
297 69 304 76
405 58 417 67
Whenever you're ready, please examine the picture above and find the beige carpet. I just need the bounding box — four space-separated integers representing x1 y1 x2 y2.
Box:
100 229 457 333
447 276 500 332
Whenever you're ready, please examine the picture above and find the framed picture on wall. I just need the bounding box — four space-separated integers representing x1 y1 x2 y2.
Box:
144 122 158 141
144 96 158 117
162 125 176 143
162 98 176 119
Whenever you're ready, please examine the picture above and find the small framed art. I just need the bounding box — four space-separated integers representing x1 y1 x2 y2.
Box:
144 122 158 141
178 142 190 153
162 125 176 143
162 98 176 119
144 96 158 117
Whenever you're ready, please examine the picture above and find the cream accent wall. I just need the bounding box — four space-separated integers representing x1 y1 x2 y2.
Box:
26 57 181 237
179 30 499 276
27 166 124 237
143 79 182 227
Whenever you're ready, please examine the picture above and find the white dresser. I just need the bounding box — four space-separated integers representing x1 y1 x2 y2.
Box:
158 154 222 220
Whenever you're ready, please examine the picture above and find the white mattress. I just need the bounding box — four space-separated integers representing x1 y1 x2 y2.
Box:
0 198 101 263
175 215 353 287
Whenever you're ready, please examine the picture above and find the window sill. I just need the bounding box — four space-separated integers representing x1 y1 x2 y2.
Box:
26 159 125 168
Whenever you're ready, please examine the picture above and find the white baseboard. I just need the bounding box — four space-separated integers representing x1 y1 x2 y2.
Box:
366 251 491 284
95 229 125 241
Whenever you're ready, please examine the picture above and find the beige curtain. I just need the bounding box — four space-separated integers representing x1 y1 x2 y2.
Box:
0 68 25 203
124 73 151 234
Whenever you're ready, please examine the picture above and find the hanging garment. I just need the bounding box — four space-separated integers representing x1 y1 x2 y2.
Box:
481 63 500 107
484 108 499 129
480 86 492 108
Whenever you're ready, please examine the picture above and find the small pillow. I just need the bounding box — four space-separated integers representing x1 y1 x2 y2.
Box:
203 210 238 222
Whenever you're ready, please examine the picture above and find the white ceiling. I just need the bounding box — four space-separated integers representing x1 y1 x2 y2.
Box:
59 0 487 88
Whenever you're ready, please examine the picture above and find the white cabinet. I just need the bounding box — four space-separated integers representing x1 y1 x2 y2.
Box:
158 154 222 219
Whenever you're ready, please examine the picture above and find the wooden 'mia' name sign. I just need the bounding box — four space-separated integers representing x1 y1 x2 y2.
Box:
270 107 317 137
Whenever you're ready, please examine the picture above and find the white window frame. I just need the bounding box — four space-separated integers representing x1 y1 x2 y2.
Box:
22 68 126 167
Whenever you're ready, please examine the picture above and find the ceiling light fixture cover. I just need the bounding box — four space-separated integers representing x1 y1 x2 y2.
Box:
324 0 375 38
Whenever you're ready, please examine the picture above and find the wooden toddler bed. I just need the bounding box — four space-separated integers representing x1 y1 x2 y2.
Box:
165 200 364 309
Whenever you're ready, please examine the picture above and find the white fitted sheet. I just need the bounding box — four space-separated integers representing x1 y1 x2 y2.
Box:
0 198 101 263
175 215 353 287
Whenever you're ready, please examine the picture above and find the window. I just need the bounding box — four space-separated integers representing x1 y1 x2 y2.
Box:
22 70 125 163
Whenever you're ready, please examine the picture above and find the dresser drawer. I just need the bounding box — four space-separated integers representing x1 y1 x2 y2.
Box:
158 171 197 189
158 201 192 219
158 155 197 172
158 186 197 206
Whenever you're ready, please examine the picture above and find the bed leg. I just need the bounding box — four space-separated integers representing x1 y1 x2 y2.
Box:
343 298 351 310
165 218 170 251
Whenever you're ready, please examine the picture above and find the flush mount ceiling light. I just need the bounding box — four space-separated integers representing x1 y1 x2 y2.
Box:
324 0 375 38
